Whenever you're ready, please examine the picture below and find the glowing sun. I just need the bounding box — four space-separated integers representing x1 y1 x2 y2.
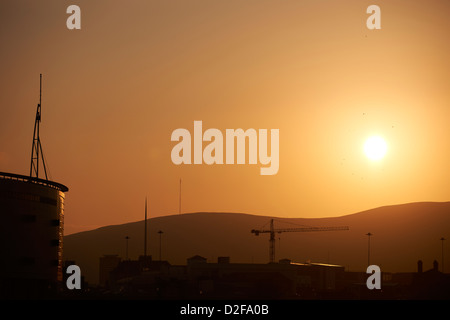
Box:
364 136 387 161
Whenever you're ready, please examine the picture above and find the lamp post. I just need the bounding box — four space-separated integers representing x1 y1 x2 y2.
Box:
125 236 130 260
366 232 372 266
158 230 164 261
179 179 182 214
440 237 446 273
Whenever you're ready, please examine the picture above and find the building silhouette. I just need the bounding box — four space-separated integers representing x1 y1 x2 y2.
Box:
90 254 450 300
99 255 346 299
99 255 122 288
0 172 68 297
0 74 69 298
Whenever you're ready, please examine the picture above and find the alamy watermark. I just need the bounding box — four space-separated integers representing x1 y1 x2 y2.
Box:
66 264 81 290
366 265 381 290
64 4 381 31
171 121 279 175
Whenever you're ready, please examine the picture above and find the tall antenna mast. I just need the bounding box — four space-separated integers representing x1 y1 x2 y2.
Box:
144 197 148 257
29 74 48 180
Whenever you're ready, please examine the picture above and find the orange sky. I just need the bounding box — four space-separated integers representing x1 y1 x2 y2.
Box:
1 0 449 235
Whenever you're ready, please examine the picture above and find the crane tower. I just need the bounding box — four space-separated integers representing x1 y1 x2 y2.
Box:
251 219 349 263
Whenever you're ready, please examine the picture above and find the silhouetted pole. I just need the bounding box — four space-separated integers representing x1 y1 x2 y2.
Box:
158 230 164 261
125 236 130 260
269 219 275 263
144 197 147 258
366 232 372 266
441 237 446 273
179 179 182 214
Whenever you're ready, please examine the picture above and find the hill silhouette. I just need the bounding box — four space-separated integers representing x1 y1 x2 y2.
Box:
64 201 450 285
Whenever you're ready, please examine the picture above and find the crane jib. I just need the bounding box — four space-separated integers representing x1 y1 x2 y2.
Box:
251 220 349 263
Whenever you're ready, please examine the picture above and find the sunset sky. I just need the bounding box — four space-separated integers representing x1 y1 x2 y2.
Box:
0 0 449 235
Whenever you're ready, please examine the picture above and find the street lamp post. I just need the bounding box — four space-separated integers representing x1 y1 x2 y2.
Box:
366 232 372 266
440 237 446 273
125 236 130 260
158 230 164 261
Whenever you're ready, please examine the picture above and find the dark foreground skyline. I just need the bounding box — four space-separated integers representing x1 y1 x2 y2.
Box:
1 198 449 300
90 253 450 300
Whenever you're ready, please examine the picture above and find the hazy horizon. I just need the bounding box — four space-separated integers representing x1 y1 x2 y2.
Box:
64 200 450 235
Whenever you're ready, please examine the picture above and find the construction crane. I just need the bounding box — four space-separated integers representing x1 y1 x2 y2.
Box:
251 219 349 263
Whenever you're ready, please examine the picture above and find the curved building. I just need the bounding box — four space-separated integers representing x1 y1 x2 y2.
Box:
0 171 68 296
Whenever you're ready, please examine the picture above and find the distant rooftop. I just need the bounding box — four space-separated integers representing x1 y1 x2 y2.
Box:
0 171 68 192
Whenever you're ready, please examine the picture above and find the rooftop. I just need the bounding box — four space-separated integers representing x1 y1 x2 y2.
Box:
0 171 69 192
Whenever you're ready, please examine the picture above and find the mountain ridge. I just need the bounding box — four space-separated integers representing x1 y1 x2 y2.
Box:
64 201 450 284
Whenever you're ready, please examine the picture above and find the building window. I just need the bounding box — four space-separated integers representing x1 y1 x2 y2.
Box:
40 196 57 206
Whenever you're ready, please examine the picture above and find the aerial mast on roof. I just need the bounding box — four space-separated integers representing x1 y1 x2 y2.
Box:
29 74 48 180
